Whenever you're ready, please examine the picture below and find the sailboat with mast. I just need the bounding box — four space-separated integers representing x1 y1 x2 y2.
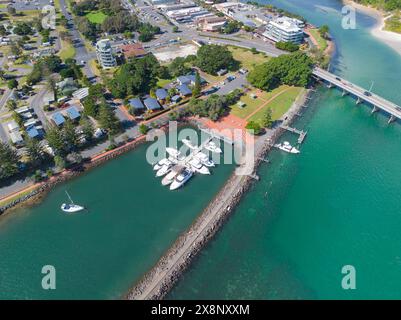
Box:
61 191 85 213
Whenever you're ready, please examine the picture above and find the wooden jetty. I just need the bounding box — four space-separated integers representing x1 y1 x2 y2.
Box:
280 125 307 144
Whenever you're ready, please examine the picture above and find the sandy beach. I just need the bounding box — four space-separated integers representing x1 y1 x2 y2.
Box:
344 0 401 56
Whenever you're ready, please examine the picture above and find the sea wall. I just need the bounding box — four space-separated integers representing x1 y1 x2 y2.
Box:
127 89 312 300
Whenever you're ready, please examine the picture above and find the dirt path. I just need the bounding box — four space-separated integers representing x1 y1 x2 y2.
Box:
244 87 291 121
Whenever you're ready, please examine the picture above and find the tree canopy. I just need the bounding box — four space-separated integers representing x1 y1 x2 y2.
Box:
247 52 313 91
196 45 239 75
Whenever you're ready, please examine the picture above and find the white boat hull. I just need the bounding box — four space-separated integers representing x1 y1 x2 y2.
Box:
61 204 84 213
156 165 171 177
170 170 193 190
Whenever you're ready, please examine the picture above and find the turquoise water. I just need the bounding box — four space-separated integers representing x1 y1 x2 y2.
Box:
168 0 401 299
0 128 235 299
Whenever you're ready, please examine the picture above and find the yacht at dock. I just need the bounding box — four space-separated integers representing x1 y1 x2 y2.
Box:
170 168 194 190
275 141 300 154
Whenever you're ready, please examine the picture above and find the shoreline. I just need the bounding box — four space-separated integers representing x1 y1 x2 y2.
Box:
0 134 149 216
343 0 401 56
126 88 311 300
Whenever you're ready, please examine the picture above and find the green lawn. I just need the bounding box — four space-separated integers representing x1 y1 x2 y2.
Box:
228 46 271 71
248 87 304 125
86 11 108 24
59 41 76 60
230 86 291 119
309 28 328 51
157 78 173 88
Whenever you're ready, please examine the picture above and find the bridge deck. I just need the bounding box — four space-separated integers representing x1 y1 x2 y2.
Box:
313 67 401 120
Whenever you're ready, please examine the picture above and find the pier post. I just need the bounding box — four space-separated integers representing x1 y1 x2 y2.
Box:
356 97 362 105
371 105 379 114
342 90 348 97
388 115 396 124
327 83 334 89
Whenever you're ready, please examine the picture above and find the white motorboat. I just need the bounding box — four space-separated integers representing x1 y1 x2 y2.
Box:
166 147 180 158
156 163 172 177
61 191 84 213
181 139 196 149
195 152 215 167
161 165 184 186
153 158 170 171
204 141 222 153
189 158 210 175
170 168 194 190
275 141 300 154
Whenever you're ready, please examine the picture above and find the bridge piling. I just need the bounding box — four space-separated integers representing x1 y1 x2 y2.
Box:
356 97 362 105
388 115 396 124
371 105 379 114
342 90 348 97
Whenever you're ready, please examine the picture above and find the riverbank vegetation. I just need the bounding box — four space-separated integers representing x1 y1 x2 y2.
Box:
247 52 313 91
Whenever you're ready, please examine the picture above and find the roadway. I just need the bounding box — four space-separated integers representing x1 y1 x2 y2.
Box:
313 67 401 120
58 0 96 80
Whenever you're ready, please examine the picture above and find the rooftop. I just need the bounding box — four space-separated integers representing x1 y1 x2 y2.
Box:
120 43 147 58
66 106 81 120
143 97 162 110
129 98 145 110
51 112 65 126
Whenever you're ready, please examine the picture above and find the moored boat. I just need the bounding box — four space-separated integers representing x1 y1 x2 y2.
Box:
204 141 222 154
162 165 185 186
156 163 172 177
275 141 300 154
189 158 210 175
170 168 194 190
61 191 85 213
195 152 215 167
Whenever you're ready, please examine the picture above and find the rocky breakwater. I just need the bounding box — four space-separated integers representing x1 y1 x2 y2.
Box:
127 89 311 300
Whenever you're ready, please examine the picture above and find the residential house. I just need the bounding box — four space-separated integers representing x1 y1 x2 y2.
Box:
72 87 89 101
10 131 24 146
26 125 40 139
155 88 168 102
7 120 20 133
66 106 81 121
177 84 192 97
128 98 145 112
120 43 148 60
51 112 65 126
143 98 162 111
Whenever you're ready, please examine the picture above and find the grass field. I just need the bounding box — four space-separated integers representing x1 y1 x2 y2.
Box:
248 87 304 124
230 86 304 125
59 41 76 60
308 28 328 51
231 86 290 119
228 46 271 71
86 11 108 24
157 78 173 88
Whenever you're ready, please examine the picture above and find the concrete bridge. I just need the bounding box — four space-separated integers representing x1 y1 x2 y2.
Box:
312 67 401 123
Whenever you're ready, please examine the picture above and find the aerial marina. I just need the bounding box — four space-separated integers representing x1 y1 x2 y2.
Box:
152 136 223 190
